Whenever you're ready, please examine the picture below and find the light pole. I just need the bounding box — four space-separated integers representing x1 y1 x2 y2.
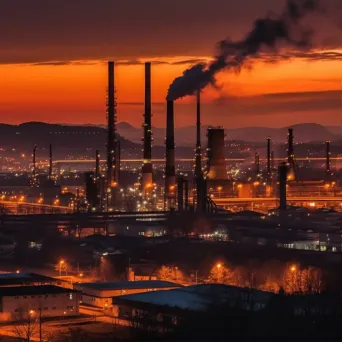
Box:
59 260 65 277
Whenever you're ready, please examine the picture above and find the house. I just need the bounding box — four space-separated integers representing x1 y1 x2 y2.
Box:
0 285 80 321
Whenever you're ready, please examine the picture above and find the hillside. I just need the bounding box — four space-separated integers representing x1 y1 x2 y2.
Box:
117 122 338 145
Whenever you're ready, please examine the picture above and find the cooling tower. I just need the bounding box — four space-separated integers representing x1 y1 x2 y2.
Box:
206 127 227 180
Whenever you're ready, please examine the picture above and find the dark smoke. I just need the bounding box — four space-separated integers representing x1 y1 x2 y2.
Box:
166 0 320 101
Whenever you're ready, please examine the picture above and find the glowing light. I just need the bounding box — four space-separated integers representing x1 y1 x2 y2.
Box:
290 265 296 272
309 202 316 207
217 263 222 269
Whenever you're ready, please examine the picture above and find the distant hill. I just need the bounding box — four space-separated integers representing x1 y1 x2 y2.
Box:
0 122 138 152
116 122 338 145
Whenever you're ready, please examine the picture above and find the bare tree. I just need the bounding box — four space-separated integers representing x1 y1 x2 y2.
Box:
12 309 39 342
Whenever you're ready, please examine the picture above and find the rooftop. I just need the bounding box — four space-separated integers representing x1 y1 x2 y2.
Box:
76 280 182 291
114 284 274 312
0 285 79 296
0 272 57 286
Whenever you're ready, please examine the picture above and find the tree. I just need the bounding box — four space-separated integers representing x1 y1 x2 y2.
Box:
157 265 184 283
207 263 234 284
12 309 39 342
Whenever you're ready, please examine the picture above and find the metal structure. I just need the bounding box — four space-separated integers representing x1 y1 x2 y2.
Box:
255 152 260 179
141 62 153 192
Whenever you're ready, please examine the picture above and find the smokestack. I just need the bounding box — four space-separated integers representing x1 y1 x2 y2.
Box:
95 150 100 180
141 62 153 191
107 61 117 187
165 100 176 205
278 162 287 211
32 145 37 187
195 91 204 211
271 151 275 170
194 91 202 179
255 152 260 178
49 143 53 181
106 61 118 209
287 128 294 162
266 137 271 183
287 128 297 181
326 140 331 181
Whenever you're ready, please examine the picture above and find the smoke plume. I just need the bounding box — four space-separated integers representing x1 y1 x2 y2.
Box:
166 0 320 101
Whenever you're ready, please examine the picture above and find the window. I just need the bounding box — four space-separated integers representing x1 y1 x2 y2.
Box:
31 296 35 298
44 307 48 311
14 296 19 299
23 296 27 299
15 309 19 312
52 295 56 297
52 307 56 310
69 293 73 300
45 295 49 298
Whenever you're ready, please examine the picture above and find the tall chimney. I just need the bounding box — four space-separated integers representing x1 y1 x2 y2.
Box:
266 137 271 183
195 91 204 211
141 62 153 192
326 140 331 181
278 162 287 211
287 128 297 181
32 145 37 187
106 61 117 208
194 91 202 179
255 152 260 178
271 151 275 170
95 150 100 180
165 100 176 206
49 143 53 181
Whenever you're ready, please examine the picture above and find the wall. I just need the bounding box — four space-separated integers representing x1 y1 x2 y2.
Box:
1 292 80 321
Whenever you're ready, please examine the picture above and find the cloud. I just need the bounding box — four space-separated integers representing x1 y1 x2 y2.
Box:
0 0 340 64
212 90 341 115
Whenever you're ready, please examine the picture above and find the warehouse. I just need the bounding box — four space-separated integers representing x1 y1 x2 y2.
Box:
74 280 181 309
0 285 80 321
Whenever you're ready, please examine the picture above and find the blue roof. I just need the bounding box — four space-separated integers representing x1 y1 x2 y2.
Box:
77 280 182 291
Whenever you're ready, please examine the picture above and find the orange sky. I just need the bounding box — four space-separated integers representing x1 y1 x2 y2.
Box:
0 52 341 128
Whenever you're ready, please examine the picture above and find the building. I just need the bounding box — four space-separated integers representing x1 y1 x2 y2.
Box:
113 284 274 328
0 272 59 287
74 280 182 310
0 285 80 321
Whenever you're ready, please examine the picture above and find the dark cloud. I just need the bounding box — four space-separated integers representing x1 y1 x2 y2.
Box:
212 90 341 115
0 0 340 64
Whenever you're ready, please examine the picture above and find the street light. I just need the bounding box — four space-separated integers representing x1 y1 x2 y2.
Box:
59 259 65 276
217 263 222 269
